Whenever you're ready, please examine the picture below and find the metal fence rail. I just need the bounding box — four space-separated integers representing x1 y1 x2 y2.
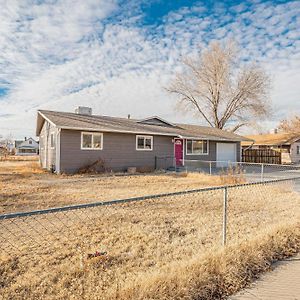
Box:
183 160 300 182
1 176 300 299
1 176 299 221
155 156 300 182
1 176 300 254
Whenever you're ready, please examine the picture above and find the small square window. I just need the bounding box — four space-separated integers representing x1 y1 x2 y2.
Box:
81 132 103 150
136 135 153 151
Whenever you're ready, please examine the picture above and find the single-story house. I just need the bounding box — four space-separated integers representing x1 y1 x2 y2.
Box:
242 133 300 164
36 107 251 174
15 137 39 156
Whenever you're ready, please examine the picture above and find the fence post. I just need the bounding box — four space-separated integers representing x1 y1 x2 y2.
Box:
261 163 264 182
222 186 228 246
209 161 212 175
173 157 176 173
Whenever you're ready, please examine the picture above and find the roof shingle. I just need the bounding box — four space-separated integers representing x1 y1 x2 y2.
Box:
242 133 300 146
37 110 250 142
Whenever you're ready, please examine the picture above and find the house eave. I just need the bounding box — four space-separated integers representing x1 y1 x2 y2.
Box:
58 125 181 137
36 110 250 142
178 135 248 142
36 111 57 136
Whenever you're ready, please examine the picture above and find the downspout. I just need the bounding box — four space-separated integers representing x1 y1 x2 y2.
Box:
45 122 50 169
56 128 61 174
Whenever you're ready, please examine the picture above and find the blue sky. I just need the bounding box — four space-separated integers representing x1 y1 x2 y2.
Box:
0 0 299 138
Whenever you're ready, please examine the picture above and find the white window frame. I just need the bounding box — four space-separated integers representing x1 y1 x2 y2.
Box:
81 132 103 150
186 139 209 155
136 135 153 151
50 133 55 149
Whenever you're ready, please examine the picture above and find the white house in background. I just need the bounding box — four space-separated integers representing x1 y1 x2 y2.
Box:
15 137 39 156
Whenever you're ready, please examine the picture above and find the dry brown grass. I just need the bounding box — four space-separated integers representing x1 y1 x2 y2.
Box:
1 161 239 214
0 160 44 175
219 166 246 185
0 181 299 299
116 224 300 300
0 155 38 162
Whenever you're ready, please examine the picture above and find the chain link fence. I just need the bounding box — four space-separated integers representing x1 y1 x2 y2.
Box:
1 177 299 254
155 156 300 182
184 160 300 182
1 176 300 298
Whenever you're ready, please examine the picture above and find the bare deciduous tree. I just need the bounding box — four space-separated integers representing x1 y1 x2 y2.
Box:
167 41 271 132
279 116 300 134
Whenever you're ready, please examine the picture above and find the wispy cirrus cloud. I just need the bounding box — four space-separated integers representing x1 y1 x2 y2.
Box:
0 0 299 137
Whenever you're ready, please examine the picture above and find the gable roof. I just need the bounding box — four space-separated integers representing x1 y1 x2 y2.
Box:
137 116 177 128
15 137 38 149
36 110 251 142
242 133 300 147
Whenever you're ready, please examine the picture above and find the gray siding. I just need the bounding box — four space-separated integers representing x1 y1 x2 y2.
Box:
60 130 174 173
289 141 300 163
39 122 57 170
40 126 242 174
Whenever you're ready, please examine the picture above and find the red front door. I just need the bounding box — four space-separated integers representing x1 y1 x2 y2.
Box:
174 139 183 166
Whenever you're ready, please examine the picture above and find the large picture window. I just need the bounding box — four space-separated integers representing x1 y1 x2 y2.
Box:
81 132 103 150
186 140 208 155
136 135 153 151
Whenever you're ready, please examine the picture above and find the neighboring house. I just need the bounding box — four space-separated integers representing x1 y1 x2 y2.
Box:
15 137 39 156
242 133 300 164
36 107 250 174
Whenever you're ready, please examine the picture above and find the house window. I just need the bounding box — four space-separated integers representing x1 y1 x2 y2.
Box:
50 134 55 148
29 140 32 145
81 132 103 150
186 140 208 155
136 135 153 151
297 145 300 155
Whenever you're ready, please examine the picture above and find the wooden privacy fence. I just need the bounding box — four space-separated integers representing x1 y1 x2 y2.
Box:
242 148 282 164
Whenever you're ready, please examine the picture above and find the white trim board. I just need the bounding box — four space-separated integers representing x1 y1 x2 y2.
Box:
80 132 103 150
136 135 153 151
185 139 209 156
